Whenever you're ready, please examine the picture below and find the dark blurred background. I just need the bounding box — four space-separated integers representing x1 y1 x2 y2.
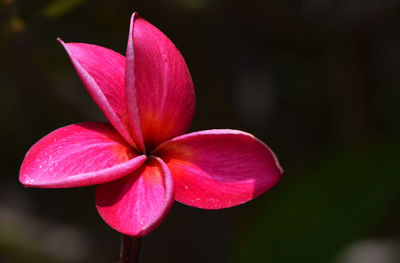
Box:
1 0 399 262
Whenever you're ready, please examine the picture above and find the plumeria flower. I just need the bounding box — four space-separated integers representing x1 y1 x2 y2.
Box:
19 13 283 236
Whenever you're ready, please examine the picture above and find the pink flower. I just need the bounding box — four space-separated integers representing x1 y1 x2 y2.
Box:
19 13 283 236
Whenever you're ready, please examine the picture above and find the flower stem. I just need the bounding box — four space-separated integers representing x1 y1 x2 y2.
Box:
120 235 142 263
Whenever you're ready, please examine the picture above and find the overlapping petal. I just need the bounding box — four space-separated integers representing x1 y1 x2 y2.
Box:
95 157 174 236
125 13 196 152
58 40 137 149
154 130 283 209
20 122 146 188
18 13 283 238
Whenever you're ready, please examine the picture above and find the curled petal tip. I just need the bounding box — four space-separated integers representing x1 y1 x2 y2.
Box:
130 12 140 19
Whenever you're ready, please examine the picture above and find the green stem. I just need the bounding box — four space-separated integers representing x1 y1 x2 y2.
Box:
120 235 142 263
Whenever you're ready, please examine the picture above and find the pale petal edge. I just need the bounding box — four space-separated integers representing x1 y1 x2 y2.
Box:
124 13 145 152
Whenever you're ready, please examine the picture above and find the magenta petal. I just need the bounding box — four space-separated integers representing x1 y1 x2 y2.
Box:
58 39 138 149
154 130 283 209
125 13 196 151
95 156 174 236
20 122 146 188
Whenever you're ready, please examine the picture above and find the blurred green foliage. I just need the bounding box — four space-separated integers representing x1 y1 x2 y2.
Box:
43 0 87 18
236 139 400 263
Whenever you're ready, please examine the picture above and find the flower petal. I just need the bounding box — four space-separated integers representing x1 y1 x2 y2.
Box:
125 13 196 152
95 156 174 236
58 39 138 149
154 129 283 209
20 122 146 188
